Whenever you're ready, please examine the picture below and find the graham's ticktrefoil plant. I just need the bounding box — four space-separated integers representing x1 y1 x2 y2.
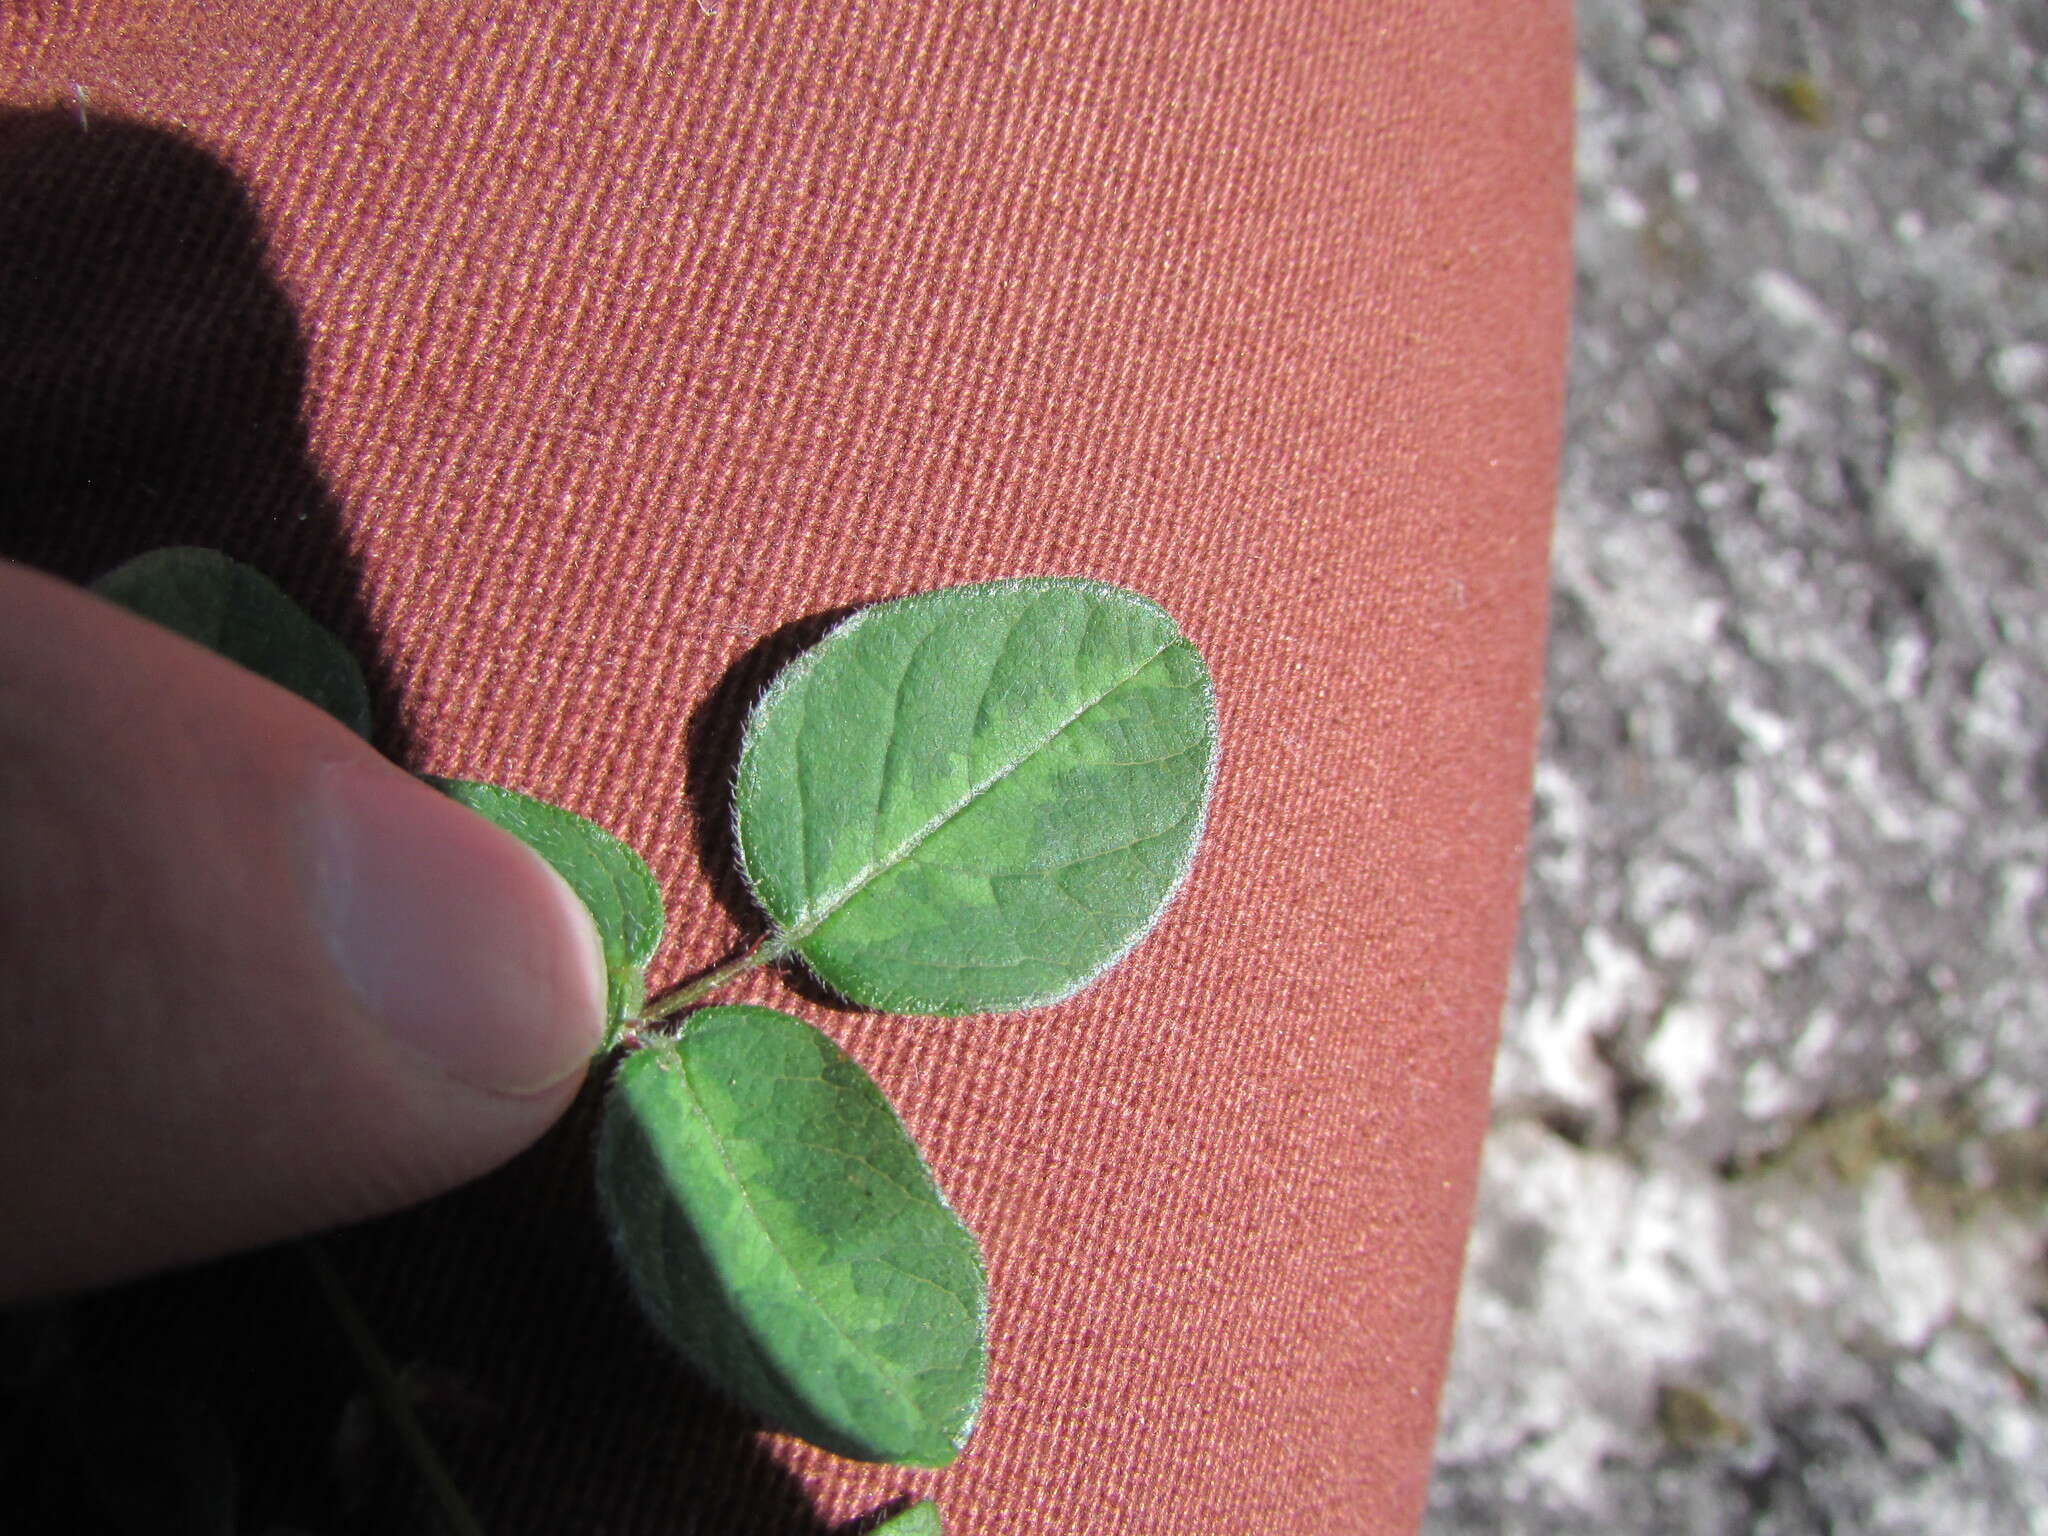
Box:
93 549 1220 1533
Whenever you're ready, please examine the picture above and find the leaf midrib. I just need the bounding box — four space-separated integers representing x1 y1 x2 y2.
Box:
779 637 1180 945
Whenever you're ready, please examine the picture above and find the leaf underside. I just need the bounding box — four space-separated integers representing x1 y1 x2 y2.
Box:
596 1006 986 1468
735 578 1219 1015
433 779 663 1040
91 546 373 738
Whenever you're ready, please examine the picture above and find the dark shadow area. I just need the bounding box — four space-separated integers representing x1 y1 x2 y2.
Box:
682 606 863 1013
0 107 408 753
321 1080 834 1536
0 108 834 1534
3 1091 837 1534
832 1495 928 1534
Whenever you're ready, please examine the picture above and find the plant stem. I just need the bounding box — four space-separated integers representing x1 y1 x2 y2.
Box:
303 1242 488 1536
640 936 783 1023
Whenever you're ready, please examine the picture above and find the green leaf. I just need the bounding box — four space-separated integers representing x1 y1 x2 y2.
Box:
596 1005 986 1467
432 779 662 1042
868 1502 942 1535
91 546 373 737
735 578 1218 1015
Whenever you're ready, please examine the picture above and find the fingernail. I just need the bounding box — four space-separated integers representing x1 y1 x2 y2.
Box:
312 760 607 1094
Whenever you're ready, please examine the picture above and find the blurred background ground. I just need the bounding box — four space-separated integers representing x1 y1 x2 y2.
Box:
1426 3 2048 1532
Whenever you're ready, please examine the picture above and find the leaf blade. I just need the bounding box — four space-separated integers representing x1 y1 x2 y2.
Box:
868 1501 942 1535
736 579 1218 1014
596 1006 986 1467
432 779 662 1041
91 546 372 737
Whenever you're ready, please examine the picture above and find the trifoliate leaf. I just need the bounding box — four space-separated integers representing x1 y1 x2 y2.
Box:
597 1006 986 1467
433 779 661 1043
735 578 1218 1015
92 546 372 737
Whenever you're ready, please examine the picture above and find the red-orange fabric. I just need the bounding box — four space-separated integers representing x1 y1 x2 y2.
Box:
5 5 1571 1531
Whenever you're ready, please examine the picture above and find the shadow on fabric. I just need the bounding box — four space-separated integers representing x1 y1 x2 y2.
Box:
0 105 409 748
679 606 863 1014
0 106 862 1535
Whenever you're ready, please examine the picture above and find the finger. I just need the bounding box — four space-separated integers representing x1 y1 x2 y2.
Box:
0 560 607 1301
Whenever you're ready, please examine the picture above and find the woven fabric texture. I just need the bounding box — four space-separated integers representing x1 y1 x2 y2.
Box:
4 4 1571 1532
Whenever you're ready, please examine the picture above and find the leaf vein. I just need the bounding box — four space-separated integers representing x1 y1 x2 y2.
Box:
783 640 1180 942
759 1135 944 1211
869 618 946 874
675 1049 931 1428
966 597 1041 744
1084 744 1205 770
1025 811 1198 873
868 1254 979 1316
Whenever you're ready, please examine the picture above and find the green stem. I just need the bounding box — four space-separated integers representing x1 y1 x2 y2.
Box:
303 1242 488 1536
640 935 785 1024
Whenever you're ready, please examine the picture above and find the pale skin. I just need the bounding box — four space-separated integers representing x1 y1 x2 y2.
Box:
0 559 609 1303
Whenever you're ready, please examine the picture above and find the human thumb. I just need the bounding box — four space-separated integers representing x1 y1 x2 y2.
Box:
0 560 607 1301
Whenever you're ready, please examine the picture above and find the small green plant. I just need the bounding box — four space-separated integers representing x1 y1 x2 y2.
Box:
91 549 1220 1526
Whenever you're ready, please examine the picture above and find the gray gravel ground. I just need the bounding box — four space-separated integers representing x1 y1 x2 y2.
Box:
1427 2 2048 1531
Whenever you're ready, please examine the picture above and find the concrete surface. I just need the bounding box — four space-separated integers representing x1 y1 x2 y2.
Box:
1427 2 2048 1531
